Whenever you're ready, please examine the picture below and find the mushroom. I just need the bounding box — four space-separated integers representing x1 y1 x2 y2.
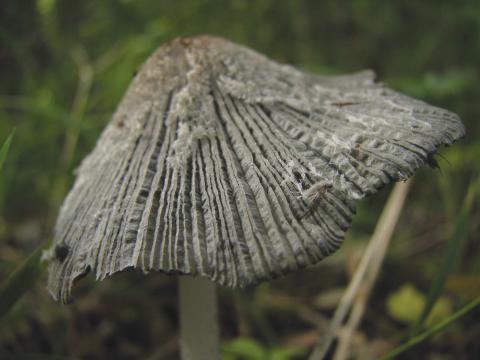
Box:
45 35 464 359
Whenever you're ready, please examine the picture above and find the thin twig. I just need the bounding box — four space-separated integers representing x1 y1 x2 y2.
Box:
333 287 368 360
309 180 412 360
333 180 412 360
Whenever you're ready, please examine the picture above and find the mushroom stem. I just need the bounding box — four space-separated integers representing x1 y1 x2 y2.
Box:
179 276 220 360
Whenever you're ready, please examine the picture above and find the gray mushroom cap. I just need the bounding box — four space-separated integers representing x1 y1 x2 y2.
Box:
45 35 464 303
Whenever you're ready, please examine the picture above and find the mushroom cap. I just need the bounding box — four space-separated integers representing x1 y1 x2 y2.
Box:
46 35 464 303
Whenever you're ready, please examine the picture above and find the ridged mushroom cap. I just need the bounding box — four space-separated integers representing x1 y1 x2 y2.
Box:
45 35 465 303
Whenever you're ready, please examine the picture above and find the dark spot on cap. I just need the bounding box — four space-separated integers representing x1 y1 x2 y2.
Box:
55 244 70 263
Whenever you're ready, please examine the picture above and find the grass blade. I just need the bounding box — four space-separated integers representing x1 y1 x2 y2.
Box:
410 178 480 336
0 128 15 173
381 296 480 360
1 128 48 319
0 245 46 320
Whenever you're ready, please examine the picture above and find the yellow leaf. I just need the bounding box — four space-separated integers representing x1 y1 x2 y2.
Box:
386 284 425 325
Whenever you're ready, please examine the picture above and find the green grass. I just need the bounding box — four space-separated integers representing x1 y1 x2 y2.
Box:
411 177 480 336
382 296 480 359
0 129 15 173
0 129 48 320
0 246 46 320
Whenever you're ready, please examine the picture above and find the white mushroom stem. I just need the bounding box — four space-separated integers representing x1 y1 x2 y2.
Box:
179 276 220 360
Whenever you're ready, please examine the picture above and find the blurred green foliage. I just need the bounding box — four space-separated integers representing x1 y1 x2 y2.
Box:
222 337 307 360
0 1 479 359
1 0 479 225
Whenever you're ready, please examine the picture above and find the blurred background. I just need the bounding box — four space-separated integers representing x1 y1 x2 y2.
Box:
0 1 479 359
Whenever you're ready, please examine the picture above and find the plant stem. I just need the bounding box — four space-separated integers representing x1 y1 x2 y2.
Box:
179 276 220 360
